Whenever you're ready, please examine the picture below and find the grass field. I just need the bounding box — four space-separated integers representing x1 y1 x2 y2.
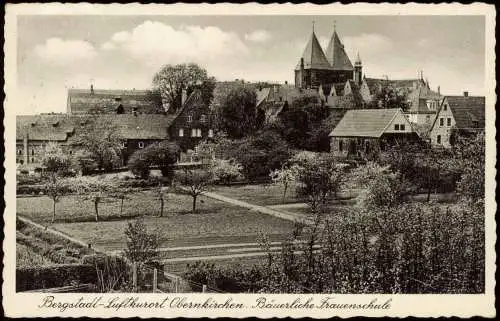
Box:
17 190 296 251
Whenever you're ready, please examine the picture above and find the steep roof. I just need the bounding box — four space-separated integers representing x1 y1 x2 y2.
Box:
447 96 485 129
16 114 76 141
295 32 332 71
329 108 403 137
325 30 353 70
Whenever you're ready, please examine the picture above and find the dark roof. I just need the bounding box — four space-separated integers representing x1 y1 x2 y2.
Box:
67 88 162 114
295 32 332 70
17 114 175 141
325 30 353 70
364 77 426 93
447 96 485 129
329 108 403 137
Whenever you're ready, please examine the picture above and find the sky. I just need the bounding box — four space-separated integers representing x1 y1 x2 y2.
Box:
16 15 485 114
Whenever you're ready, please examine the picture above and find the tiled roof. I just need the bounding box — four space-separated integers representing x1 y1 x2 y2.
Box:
295 32 332 70
17 114 174 141
325 30 353 70
329 108 401 137
67 88 162 114
447 96 485 129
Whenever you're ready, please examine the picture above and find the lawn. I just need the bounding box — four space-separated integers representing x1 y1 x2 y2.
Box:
211 183 304 206
17 190 296 251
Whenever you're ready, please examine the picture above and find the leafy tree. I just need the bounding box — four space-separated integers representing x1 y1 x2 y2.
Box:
176 168 214 213
367 81 410 110
270 165 299 202
124 218 160 264
152 63 209 113
44 177 69 223
277 95 329 150
356 170 408 210
143 141 180 179
217 86 258 138
453 133 485 201
69 176 115 221
210 158 243 185
196 133 239 161
234 130 291 182
128 151 150 179
41 143 72 177
71 149 98 175
71 117 124 171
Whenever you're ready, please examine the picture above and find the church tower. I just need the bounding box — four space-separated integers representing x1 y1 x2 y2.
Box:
353 53 362 86
294 22 332 89
324 23 354 84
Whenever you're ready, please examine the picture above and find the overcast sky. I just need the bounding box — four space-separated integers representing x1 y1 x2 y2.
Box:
17 15 485 114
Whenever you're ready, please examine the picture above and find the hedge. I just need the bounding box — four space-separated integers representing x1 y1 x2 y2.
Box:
16 264 97 292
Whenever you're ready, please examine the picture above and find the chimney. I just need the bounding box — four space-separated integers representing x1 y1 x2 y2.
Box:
463 91 469 97
437 86 440 95
181 89 187 107
90 84 94 95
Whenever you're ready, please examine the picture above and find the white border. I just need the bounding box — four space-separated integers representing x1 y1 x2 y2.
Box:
3 3 496 318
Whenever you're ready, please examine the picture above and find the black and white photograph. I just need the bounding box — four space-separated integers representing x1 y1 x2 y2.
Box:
3 2 496 318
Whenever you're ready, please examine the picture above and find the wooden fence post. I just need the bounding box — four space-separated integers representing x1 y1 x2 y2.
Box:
153 268 158 293
132 262 138 293
202 284 207 293
175 277 179 293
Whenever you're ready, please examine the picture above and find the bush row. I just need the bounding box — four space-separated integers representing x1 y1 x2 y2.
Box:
16 264 97 292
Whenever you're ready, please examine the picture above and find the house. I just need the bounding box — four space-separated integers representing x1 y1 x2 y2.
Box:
67 85 163 114
169 88 214 151
329 108 420 158
428 92 485 148
16 88 214 170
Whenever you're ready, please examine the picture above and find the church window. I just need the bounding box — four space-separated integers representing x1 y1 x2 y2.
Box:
447 118 451 126
439 118 444 126
191 129 196 137
138 141 144 149
437 135 441 144
394 124 400 130
179 128 184 137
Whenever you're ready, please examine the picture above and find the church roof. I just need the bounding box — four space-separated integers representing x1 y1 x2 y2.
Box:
325 30 353 70
295 31 332 71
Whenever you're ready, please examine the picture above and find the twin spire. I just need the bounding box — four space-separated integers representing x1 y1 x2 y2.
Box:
296 22 359 71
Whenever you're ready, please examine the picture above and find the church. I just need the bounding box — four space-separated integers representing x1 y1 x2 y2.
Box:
295 24 361 90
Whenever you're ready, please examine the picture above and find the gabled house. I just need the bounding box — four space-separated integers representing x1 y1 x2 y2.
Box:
429 93 485 148
329 108 419 159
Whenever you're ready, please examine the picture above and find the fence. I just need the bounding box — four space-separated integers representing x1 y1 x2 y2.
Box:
131 263 224 293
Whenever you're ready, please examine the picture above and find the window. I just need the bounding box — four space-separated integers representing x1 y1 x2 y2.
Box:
138 141 144 148
208 129 214 138
31 157 34 163
439 118 444 126
394 124 400 130
18 149 21 155
191 129 196 137
121 142 126 148
447 118 451 126
200 114 206 123
197 129 202 137
437 135 441 144
179 128 184 137
339 140 343 152
187 115 192 123
443 104 447 111
69 150 73 155
31 149 34 155
400 124 405 131
426 115 430 122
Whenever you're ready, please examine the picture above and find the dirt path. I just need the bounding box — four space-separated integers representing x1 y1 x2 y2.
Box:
198 190 312 224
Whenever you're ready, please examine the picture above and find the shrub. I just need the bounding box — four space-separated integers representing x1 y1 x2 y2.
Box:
82 254 131 292
128 151 150 179
210 158 243 185
16 264 97 292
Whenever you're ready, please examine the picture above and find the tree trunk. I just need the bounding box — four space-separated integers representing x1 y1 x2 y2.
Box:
160 198 164 217
282 184 288 203
427 186 432 202
94 199 99 222
120 197 124 216
192 194 197 214
52 199 56 223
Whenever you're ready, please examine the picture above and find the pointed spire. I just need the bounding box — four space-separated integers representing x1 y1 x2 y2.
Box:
325 23 353 70
295 28 331 71
312 20 315 33
355 52 362 65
